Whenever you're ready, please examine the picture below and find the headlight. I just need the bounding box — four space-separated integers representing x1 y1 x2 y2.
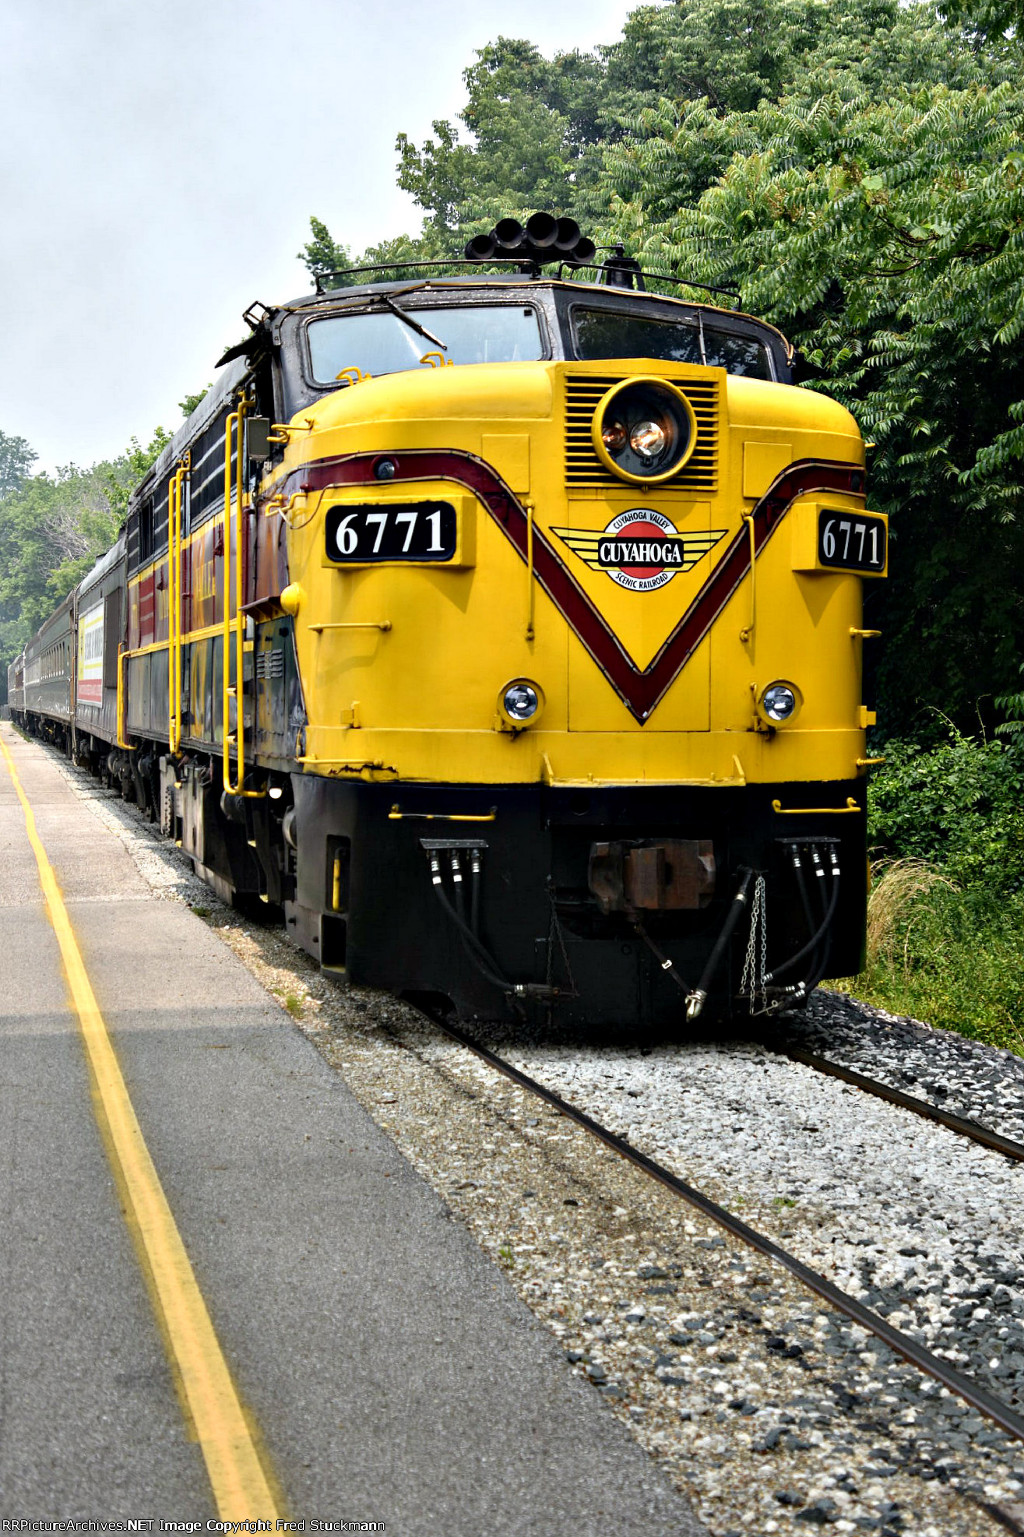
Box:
760 682 799 723
591 377 697 484
629 419 668 458
502 680 542 724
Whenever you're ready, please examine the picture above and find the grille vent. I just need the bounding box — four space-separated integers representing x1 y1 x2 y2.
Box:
564 374 720 492
255 649 285 680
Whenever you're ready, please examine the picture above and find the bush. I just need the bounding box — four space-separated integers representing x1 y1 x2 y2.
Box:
852 873 1024 1053
835 732 1024 1051
868 732 1024 895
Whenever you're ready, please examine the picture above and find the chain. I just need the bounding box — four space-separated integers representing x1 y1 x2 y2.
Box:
739 873 768 1015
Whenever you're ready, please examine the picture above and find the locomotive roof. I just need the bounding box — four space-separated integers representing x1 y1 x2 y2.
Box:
272 273 791 352
139 274 792 507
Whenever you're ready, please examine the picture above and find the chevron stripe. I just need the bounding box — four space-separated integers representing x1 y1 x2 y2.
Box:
281 452 865 724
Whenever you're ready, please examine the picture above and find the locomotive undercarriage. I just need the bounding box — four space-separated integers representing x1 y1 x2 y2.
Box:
280 775 866 1029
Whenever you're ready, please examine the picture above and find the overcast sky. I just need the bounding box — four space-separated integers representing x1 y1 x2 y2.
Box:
0 0 639 474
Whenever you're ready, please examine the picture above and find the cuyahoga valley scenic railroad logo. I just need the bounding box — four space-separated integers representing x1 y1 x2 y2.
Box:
553 510 727 593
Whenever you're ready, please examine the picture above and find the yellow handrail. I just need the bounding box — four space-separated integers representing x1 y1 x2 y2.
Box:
167 462 186 753
739 512 756 643
387 806 497 823
772 798 860 815
167 473 177 750
116 645 137 750
222 401 264 798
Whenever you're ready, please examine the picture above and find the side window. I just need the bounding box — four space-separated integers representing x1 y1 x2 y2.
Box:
103 590 121 688
139 497 155 562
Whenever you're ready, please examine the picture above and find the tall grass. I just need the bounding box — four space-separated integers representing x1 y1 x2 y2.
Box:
838 859 1024 1055
832 732 1024 1053
864 857 957 972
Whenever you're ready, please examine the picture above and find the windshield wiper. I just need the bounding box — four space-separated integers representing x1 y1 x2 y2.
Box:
376 293 447 352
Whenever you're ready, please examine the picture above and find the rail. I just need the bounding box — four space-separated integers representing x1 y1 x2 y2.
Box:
116 645 137 750
413 1004 1024 1449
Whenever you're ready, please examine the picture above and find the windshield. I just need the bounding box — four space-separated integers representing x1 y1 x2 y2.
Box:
573 308 772 380
307 303 544 384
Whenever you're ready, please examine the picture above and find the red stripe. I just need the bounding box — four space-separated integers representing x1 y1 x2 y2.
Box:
280 453 863 722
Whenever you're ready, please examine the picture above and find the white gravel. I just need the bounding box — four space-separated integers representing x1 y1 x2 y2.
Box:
787 992 1024 1146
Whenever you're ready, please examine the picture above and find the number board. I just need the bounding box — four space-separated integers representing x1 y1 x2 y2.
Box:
325 501 457 564
817 508 887 574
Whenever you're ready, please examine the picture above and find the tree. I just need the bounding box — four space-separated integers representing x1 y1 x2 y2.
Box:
607 74 1024 730
297 217 355 284
941 0 1022 38
179 385 211 418
605 0 829 115
0 430 36 503
395 37 609 238
0 423 174 702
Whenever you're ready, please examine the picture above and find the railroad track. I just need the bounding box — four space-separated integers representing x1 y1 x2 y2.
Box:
762 1034 1024 1165
416 1002 1024 1491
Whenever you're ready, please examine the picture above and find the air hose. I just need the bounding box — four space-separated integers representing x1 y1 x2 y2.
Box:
427 854 559 1003
766 847 840 985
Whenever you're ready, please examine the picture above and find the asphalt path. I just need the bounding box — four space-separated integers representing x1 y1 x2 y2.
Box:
0 722 707 1535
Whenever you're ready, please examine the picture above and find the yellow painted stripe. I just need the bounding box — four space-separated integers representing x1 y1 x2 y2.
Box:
0 733 281 1519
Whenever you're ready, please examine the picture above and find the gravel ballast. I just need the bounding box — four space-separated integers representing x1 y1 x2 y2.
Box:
52 752 1024 1536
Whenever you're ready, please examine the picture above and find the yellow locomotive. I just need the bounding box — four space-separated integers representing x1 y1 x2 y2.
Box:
10 216 884 1025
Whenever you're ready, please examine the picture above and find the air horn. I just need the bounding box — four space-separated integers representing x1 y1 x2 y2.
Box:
464 214 597 268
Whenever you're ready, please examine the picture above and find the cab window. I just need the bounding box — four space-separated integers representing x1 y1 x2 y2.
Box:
307 303 544 384
572 307 773 380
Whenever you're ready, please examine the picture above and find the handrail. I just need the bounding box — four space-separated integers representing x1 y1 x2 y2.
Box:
116 645 137 750
388 806 497 823
166 460 187 753
307 621 391 633
222 401 264 798
525 498 535 641
772 798 860 815
739 511 756 643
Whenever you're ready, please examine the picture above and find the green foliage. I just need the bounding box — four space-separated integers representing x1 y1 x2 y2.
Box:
0 422 173 701
606 0 829 115
179 385 211 418
296 220 454 288
941 0 1023 39
298 216 354 282
102 425 173 523
0 430 36 503
842 731 1024 1047
868 732 1024 892
848 884 1024 1050
994 663 1024 736
396 37 609 237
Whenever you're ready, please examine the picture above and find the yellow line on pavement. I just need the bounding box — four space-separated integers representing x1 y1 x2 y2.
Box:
0 732 281 1519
